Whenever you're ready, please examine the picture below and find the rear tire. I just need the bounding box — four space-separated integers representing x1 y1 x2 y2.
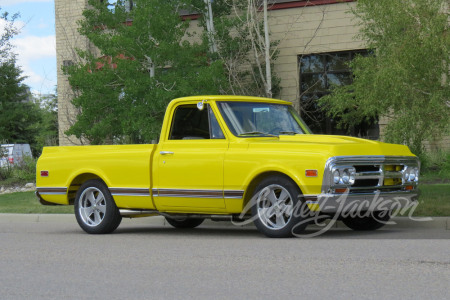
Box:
165 217 204 228
341 211 390 231
251 175 307 238
74 179 122 234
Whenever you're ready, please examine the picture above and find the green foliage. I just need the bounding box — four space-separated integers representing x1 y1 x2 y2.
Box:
197 0 282 97
0 8 57 155
13 156 37 182
320 0 449 154
413 184 450 216
0 163 13 181
66 0 228 144
0 8 19 62
0 156 36 184
419 150 450 180
0 59 43 154
65 0 281 144
0 191 73 214
35 92 59 150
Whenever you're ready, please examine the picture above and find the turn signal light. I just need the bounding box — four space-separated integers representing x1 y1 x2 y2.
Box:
40 171 49 177
405 185 414 191
335 188 348 193
305 170 318 177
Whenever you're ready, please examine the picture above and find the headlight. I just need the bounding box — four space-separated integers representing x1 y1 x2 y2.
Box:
403 166 419 183
403 169 410 182
332 167 356 186
333 170 340 184
409 171 416 181
349 168 356 185
342 170 350 184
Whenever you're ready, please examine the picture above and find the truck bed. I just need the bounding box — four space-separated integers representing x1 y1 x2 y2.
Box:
36 144 157 209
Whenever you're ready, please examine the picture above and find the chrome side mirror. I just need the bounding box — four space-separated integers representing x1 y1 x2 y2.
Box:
197 100 207 111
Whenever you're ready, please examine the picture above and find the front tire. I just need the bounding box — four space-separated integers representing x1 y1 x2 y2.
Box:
74 180 122 234
341 210 390 231
251 176 307 238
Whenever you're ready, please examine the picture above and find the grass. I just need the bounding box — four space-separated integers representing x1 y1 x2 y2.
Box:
412 184 450 216
0 191 73 214
0 184 448 216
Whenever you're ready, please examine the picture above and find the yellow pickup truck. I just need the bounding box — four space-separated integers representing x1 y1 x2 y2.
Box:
36 95 419 237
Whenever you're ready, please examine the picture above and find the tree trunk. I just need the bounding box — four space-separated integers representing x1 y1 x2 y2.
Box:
263 0 272 98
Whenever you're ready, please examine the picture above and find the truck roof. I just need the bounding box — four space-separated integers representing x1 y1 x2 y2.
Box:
170 95 292 105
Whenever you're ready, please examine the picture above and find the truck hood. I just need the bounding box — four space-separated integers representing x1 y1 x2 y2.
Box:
247 134 415 158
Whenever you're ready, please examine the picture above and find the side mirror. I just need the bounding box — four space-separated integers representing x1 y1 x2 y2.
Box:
197 100 207 111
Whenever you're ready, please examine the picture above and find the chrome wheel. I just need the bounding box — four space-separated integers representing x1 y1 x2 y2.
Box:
75 180 122 234
256 184 294 230
78 187 107 227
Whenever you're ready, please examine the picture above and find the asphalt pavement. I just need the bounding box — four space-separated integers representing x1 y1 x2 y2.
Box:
0 214 449 299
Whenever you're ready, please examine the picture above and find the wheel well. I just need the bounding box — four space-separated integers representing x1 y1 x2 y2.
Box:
242 171 300 210
68 173 103 205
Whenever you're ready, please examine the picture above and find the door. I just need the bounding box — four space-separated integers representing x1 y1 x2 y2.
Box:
155 103 228 211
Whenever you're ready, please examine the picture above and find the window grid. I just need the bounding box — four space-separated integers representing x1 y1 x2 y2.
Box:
298 50 379 139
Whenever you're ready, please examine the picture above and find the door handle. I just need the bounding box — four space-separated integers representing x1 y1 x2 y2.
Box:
160 151 174 155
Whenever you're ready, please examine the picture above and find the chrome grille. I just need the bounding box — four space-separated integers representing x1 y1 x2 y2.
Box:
322 156 420 195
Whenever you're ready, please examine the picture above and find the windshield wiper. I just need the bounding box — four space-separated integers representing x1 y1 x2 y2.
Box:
278 131 301 135
238 131 277 137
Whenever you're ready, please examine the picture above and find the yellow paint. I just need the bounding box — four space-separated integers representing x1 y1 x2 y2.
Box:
37 95 416 214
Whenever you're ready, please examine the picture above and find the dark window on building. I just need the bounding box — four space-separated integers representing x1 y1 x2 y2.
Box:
63 60 73 67
299 50 379 139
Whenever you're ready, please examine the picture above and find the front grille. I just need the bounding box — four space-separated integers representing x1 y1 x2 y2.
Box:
355 165 379 173
351 163 405 194
323 156 420 195
353 179 379 187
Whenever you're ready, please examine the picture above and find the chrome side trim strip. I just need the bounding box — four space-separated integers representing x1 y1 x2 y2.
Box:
152 189 245 199
158 189 223 199
36 187 67 195
224 190 245 199
109 188 151 197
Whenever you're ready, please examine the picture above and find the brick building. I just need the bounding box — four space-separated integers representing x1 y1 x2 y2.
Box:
55 0 447 149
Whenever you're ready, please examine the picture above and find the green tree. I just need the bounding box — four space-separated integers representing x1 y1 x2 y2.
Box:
35 92 59 150
190 0 281 97
320 0 449 154
1 8 54 156
65 0 228 144
65 0 281 144
0 8 19 62
0 12 41 154
0 59 42 154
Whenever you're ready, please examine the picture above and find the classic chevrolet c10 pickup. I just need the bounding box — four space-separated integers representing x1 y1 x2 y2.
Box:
36 95 420 237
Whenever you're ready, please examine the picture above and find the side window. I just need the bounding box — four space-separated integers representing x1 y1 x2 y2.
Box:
169 104 225 140
208 106 225 139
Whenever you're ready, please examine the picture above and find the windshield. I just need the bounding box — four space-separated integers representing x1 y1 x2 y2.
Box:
217 101 311 137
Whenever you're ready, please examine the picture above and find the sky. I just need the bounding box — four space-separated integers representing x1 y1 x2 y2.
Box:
0 0 56 96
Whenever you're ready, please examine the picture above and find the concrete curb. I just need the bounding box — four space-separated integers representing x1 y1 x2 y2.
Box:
0 213 449 230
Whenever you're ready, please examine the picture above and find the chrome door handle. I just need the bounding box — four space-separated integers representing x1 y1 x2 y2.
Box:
160 151 174 155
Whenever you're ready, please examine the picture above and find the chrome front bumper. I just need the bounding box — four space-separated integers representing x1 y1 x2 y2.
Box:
305 190 419 214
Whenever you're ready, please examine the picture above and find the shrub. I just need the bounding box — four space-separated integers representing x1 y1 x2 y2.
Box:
419 151 450 179
0 156 36 185
0 163 14 181
13 156 37 182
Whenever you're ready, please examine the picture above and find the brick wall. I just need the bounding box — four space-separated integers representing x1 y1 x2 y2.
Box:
268 2 363 108
55 0 91 146
54 1 449 150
